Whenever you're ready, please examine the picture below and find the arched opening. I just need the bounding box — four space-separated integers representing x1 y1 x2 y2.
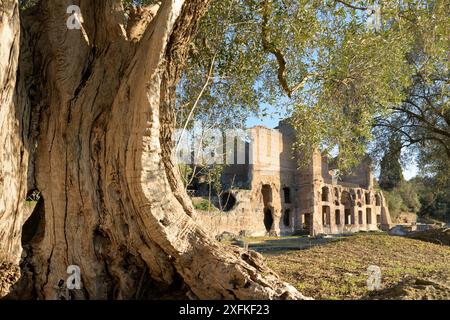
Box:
341 191 352 225
283 187 291 204
334 189 340 206
303 213 311 231
322 206 331 225
264 208 274 232
341 191 351 205
321 186 329 202
261 184 274 232
220 192 237 211
375 194 381 206
345 209 351 225
366 208 372 224
335 209 341 225
283 209 291 227
365 192 371 205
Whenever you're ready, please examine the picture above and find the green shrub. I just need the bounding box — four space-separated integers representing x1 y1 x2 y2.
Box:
384 190 403 220
383 180 421 221
192 197 219 212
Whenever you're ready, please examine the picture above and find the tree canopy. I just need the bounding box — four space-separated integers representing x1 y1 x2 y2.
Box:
177 0 448 172
20 0 449 172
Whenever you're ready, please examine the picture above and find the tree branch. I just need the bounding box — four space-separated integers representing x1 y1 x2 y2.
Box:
261 0 309 98
126 3 161 41
334 0 368 11
392 106 450 138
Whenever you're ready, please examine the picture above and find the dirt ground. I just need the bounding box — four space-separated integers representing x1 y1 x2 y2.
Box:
2 232 449 300
244 232 449 300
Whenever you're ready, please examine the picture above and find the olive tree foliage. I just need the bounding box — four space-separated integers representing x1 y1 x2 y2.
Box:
370 0 449 167
20 0 447 170
290 0 447 170
379 137 404 191
174 0 447 172
15 0 445 167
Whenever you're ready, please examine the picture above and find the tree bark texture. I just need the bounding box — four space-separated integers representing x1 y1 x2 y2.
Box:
0 0 307 300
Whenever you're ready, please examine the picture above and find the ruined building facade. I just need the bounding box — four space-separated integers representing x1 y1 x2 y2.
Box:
193 121 392 237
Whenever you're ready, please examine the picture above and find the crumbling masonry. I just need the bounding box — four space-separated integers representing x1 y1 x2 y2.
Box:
193 121 392 237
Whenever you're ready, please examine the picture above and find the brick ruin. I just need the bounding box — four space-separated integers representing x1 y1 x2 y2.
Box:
192 121 392 237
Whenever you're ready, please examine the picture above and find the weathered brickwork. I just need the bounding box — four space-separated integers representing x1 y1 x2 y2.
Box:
194 121 392 237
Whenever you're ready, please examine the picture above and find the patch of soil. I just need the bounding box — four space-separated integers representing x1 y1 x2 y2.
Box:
262 233 450 300
365 277 450 300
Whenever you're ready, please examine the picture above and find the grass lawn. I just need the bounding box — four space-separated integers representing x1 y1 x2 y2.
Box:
251 233 449 300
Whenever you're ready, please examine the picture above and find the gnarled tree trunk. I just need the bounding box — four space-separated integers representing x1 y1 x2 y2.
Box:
1 0 307 300
0 0 28 297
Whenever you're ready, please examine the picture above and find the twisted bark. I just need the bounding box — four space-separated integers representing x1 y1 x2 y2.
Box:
1 0 308 300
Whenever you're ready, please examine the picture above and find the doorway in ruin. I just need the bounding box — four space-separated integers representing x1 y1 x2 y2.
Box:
303 213 311 232
283 209 291 227
261 184 274 232
366 208 372 224
345 209 351 225
322 206 331 225
264 208 274 232
342 191 352 225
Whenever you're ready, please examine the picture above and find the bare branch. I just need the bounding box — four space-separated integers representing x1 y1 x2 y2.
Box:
261 0 309 98
176 54 217 150
335 0 368 11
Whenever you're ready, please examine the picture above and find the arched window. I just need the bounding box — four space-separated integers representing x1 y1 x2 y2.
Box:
334 188 339 205
220 192 237 211
322 206 331 225
366 208 372 224
335 210 341 225
283 209 291 227
345 209 351 225
375 194 381 206
365 192 371 205
283 187 291 204
321 187 329 202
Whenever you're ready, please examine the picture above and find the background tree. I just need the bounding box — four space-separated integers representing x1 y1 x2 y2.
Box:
379 137 404 191
178 0 448 172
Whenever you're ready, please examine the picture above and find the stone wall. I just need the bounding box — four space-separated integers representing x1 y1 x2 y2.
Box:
194 189 273 237
192 122 392 238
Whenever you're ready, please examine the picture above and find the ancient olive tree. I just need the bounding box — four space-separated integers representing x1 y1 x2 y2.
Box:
0 0 307 299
